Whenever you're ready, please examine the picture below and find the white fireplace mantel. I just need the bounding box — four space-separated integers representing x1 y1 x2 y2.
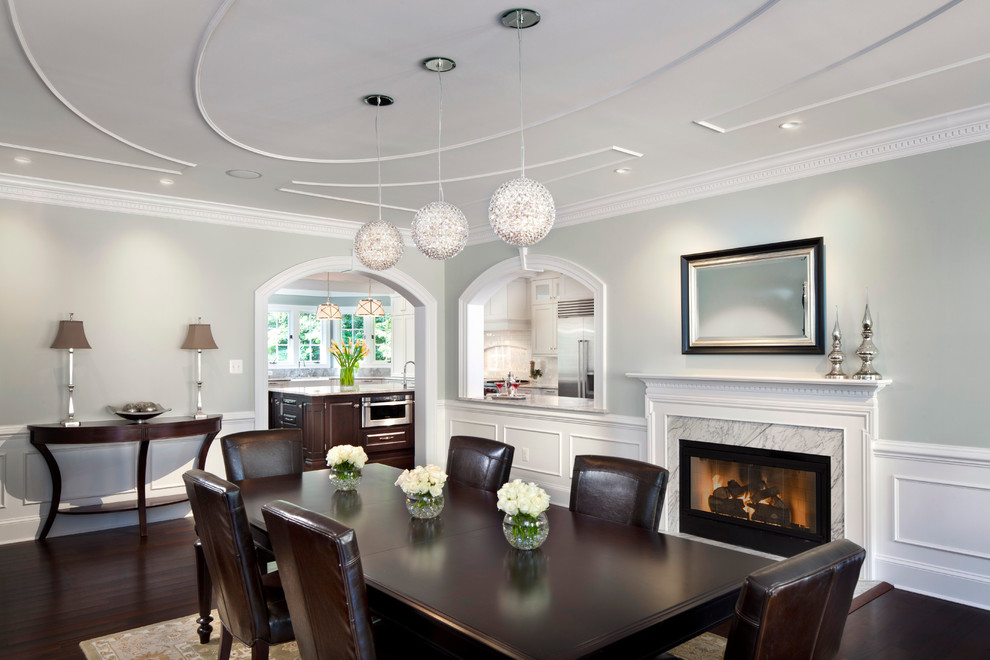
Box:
628 373 890 578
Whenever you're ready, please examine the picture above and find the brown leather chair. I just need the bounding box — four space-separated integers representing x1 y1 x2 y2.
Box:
722 538 865 660
183 470 294 660
261 500 378 660
568 455 669 530
446 435 515 492
221 429 304 482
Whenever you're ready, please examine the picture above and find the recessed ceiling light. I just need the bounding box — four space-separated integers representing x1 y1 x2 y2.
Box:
14 156 31 164
779 120 803 130
159 178 174 186
226 169 262 179
614 167 632 174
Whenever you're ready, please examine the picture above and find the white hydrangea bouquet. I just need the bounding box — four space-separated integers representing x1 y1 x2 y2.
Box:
326 444 368 491
395 464 447 519
497 479 551 550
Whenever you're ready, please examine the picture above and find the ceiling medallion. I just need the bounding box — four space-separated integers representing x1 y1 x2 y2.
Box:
489 8 555 248
354 94 403 271
412 57 468 261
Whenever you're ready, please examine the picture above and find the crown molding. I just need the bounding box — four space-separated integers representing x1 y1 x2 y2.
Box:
0 173 412 243
555 104 990 229
1 106 988 244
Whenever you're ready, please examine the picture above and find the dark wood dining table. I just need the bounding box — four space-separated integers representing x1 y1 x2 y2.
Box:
237 463 774 660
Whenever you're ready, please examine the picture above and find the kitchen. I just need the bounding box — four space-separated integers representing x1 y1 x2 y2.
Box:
482 270 598 409
266 271 418 468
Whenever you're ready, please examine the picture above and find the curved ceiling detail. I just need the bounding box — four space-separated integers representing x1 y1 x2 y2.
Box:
698 0 966 130
7 0 196 169
192 0 779 167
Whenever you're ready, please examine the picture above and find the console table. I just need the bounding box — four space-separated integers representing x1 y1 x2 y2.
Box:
28 415 222 540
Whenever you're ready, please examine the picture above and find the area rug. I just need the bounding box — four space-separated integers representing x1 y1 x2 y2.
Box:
81 584 894 660
79 611 300 660
80 611 724 660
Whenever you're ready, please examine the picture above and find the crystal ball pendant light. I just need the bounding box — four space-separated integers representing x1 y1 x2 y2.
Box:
412 57 468 260
354 95 404 271
488 8 555 247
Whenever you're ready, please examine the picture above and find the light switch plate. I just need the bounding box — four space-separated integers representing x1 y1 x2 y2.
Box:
229 359 243 374
521 447 530 461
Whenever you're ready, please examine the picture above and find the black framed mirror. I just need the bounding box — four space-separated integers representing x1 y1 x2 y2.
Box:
681 237 825 354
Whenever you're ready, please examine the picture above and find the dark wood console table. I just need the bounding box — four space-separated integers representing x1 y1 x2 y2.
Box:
28 415 222 540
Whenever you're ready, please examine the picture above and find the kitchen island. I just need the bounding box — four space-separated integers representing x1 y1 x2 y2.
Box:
269 384 414 470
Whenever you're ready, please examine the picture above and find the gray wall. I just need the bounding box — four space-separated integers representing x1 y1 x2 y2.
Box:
0 201 445 426
445 141 990 448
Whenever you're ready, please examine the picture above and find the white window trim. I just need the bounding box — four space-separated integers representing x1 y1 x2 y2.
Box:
267 304 331 367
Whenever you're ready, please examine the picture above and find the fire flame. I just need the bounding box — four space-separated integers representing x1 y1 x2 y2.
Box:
712 474 722 491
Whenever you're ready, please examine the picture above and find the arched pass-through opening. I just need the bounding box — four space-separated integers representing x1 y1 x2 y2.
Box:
254 257 439 464
458 254 606 409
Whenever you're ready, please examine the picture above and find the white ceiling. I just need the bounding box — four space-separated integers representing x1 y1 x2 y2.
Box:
2 0 988 243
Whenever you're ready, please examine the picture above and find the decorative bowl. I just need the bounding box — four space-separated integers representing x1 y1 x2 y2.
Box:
107 402 170 423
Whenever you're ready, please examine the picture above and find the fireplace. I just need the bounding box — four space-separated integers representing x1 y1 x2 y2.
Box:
679 440 830 556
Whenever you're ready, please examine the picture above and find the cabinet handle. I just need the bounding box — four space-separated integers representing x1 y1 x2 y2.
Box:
283 397 298 405
353 403 360 408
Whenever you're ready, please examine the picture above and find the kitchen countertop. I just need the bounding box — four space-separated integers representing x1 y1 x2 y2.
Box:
269 383 413 396
460 393 606 413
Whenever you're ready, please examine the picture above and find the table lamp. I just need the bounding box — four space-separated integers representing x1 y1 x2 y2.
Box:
181 318 218 419
50 313 91 427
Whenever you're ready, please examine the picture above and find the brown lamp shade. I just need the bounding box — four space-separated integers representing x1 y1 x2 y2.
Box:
51 320 91 349
181 323 218 350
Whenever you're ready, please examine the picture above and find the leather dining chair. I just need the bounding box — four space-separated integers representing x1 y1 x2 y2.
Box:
446 435 515 492
183 469 294 660
721 538 865 660
568 455 669 530
220 428 304 482
261 500 450 660
193 429 303 643
261 500 378 660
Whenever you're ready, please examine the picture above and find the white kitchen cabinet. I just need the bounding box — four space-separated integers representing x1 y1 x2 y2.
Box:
485 279 530 329
531 276 560 302
558 275 592 301
391 304 415 377
531 301 557 356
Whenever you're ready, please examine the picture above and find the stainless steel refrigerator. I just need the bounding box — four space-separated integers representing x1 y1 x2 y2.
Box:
556 299 594 399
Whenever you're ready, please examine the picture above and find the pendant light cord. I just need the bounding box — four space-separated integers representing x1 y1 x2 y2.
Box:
436 65 445 201
376 101 383 221
516 11 526 178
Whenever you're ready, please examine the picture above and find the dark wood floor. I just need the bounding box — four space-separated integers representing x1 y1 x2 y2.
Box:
1 518 988 659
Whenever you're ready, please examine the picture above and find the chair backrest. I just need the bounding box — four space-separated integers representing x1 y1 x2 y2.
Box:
262 500 377 660
182 469 283 647
723 539 866 660
221 429 304 482
568 455 669 530
446 435 515 492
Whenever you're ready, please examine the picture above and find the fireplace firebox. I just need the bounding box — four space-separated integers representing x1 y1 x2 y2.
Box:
679 440 830 556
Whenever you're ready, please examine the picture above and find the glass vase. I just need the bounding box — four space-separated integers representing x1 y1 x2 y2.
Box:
502 511 549 550
329 464 362 491
405 493 444 519
340 366 355 388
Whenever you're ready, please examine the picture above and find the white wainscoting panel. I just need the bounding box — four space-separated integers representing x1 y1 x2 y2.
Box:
0 412 255 544
448 419 497 442
503 426 564 478
439 400 647 505
874 439 990 610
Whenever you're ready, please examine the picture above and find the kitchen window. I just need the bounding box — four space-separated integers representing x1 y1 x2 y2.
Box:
268 304 391 366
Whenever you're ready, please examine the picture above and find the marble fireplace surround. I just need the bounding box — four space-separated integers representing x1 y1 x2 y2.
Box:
628 374 889 578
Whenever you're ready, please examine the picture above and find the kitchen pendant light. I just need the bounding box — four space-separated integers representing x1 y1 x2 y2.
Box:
488 8 555 247
356 278 385 317
412 57 468 261
353 95 404 271
316 272 341 321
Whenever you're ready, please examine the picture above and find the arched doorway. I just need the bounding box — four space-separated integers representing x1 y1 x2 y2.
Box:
458 254 606 408
254 257 439 463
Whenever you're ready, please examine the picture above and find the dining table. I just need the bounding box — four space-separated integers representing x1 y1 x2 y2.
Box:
236 463 775 660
